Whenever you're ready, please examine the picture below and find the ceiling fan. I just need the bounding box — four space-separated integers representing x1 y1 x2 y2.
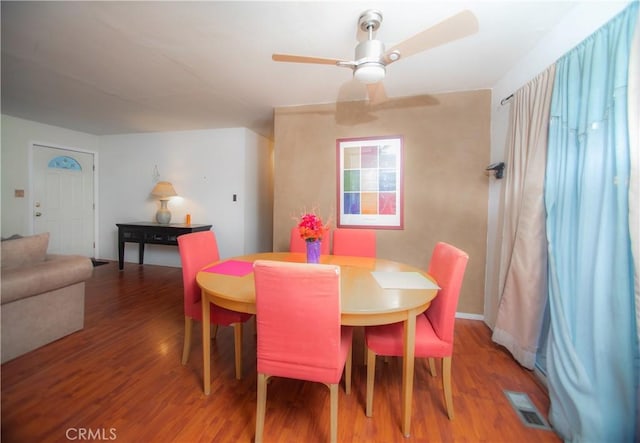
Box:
272 9 479 104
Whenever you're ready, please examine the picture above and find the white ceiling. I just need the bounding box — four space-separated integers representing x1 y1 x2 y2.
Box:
0 1 615 138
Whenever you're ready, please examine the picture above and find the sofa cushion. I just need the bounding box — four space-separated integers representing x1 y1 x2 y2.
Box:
1 232 49 270
0 254 93 305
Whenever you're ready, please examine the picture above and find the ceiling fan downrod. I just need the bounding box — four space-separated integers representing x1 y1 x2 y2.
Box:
353 9 386 84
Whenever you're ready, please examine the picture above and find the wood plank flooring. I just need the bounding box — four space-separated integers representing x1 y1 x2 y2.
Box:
1 261 560 442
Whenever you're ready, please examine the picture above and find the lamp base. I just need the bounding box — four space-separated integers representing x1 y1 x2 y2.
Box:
156 199 172 224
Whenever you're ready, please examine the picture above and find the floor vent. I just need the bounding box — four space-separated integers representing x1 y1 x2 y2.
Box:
504 390 552 430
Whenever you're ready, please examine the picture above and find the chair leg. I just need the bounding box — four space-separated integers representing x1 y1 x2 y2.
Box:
181 316 193 365
345 343 352 395
255 373 268 443
233 322 243 380
329 383 338 443
366 348 376 417
253 315 258 340
428 357 437 377
212 323 218 339
363 340 368 365
442 356 454 420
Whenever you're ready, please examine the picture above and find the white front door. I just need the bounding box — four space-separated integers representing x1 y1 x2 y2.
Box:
32 145 95 257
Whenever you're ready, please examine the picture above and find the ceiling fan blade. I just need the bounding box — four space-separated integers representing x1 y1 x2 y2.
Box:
366 82 388 105
272 53 346 66
384 10 478 63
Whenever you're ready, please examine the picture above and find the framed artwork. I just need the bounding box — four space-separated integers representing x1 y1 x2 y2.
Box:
336 135 404 229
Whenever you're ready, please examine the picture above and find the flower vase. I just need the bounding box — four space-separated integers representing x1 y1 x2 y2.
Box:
306 240 321 264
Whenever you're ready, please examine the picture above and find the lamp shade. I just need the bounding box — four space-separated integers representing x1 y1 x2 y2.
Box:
151 181 177 199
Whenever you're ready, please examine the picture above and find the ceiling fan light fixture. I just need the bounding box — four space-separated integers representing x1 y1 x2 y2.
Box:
354 62 386 84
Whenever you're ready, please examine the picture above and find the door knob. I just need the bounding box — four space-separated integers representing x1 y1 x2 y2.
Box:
35 212 42 217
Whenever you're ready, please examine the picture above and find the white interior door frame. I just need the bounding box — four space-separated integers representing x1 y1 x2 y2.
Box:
28 141 100 257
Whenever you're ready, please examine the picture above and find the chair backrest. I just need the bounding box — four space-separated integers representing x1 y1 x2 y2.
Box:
425 242 469 345
177 230 219 319
289 226 331 255
253 260 343 384
332 228 376 257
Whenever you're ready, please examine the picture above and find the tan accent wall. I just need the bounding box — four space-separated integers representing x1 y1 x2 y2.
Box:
273 90 490 314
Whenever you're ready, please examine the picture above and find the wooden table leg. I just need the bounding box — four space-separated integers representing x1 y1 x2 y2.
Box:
401 312 417 437
202 290 211 395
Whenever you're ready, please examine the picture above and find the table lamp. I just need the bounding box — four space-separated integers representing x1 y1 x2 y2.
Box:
151 181 177 224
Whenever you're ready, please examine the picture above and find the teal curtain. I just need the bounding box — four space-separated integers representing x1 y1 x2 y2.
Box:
545 3 638 441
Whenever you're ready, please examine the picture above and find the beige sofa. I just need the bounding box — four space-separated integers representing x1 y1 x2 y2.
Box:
1 233 93 363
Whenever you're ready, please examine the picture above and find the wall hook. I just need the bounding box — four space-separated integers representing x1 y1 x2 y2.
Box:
486 162 505 179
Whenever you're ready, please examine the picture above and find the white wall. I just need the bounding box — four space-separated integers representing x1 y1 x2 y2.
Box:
1 115 272 265
243 130 274 255
98 128 273 266
1 115 100 237
484 1 633 326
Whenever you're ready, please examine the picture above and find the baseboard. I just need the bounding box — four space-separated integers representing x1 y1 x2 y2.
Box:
533 366 549 388
455 312 484 321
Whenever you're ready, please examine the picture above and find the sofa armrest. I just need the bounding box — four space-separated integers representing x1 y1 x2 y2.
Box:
1 255 93 305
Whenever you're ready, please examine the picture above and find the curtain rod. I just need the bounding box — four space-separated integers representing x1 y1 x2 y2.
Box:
500 94 514 106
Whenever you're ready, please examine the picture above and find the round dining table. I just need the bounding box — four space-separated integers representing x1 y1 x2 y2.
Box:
196 252 438 437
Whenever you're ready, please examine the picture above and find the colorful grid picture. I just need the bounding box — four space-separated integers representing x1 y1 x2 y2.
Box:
337 136 403 229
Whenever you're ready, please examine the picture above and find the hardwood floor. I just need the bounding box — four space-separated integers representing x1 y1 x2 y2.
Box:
1 261 560 442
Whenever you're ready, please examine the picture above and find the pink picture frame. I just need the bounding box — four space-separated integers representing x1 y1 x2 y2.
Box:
336 135 404 229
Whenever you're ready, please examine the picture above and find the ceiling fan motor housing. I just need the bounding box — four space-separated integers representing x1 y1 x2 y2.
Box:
354 39 386 83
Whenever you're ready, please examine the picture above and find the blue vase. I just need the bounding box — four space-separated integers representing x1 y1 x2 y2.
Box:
306 240 321 264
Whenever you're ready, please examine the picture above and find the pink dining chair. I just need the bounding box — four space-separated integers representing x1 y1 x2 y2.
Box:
332 228 376 257
177 230 253 379
364 242 469 420
253 260 352 443
289 226 331 255
333 227 376 362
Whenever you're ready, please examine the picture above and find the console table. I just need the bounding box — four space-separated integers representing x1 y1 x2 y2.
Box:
116 222 212 270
